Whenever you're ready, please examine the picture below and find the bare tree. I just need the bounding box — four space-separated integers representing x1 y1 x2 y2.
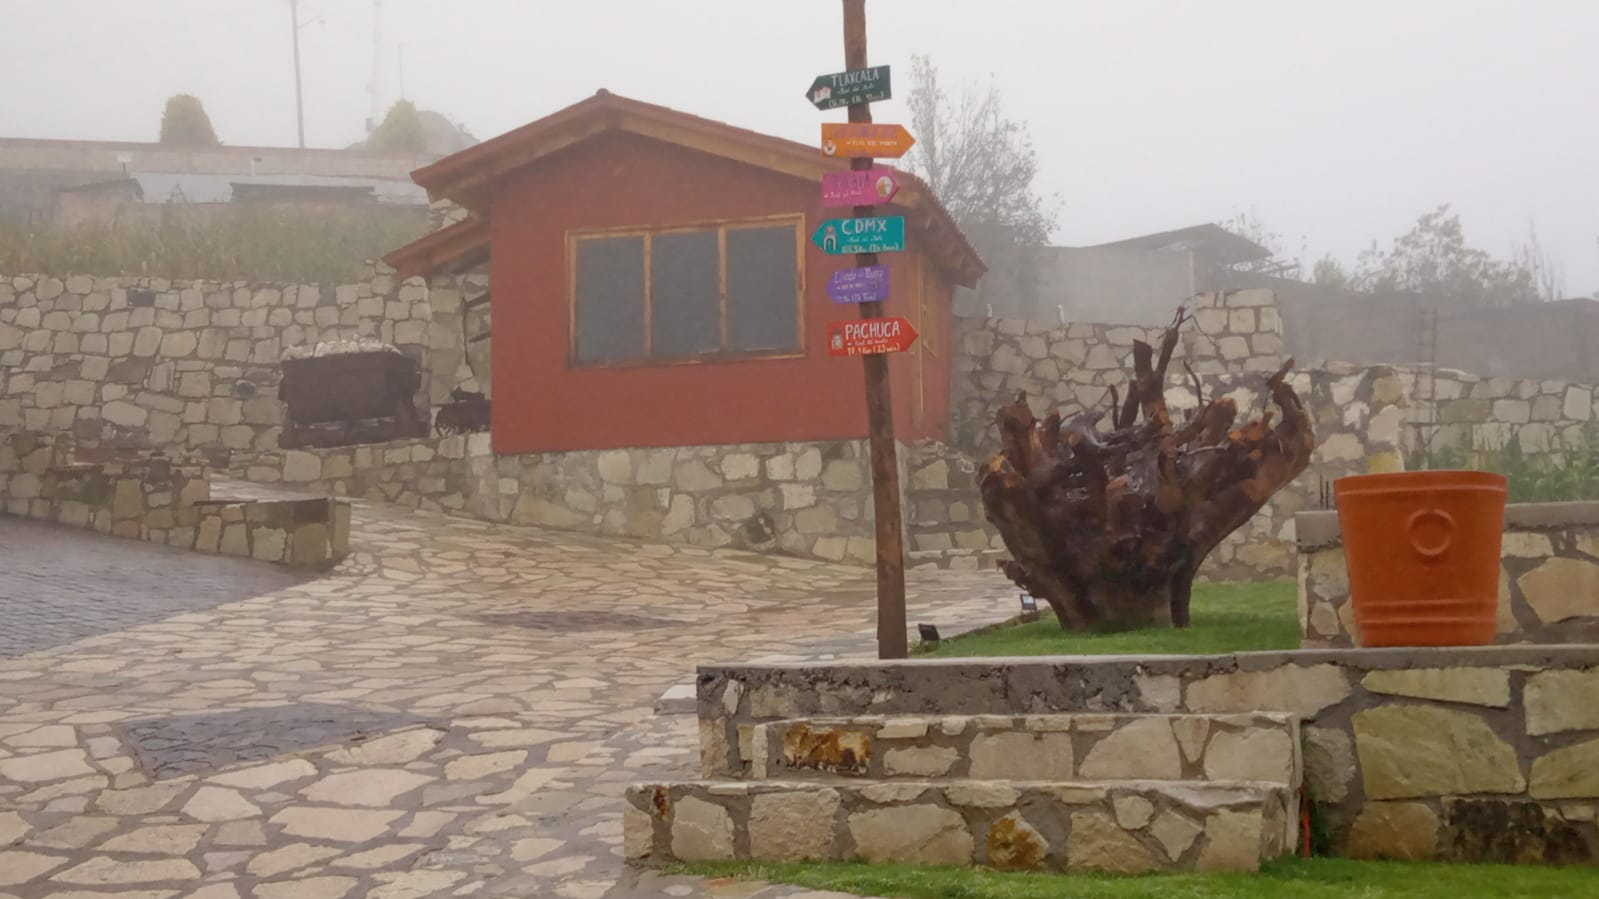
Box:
905 55 1057 245
1215 209 1303 278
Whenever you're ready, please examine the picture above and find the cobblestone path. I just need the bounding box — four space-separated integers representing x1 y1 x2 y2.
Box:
0 499 1013 898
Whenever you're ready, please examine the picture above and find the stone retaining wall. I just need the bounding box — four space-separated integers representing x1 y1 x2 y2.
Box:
0 267 474 454
624 778 1292 872
234 436 890 563
698 646 1599 863
1296 503 1599 647
1404 366 1599 460
0 431 345 567
749 713 1300 788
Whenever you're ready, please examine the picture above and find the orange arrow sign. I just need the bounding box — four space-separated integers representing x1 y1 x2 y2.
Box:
821 123 916 159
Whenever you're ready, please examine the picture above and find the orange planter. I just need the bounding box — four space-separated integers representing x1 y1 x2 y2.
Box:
1334 470 1507 647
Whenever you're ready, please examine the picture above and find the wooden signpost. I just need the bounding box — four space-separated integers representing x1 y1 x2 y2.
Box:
814 0 910 659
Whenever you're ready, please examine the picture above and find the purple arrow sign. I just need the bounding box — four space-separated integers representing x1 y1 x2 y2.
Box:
828 265 890 304
821 167 901 208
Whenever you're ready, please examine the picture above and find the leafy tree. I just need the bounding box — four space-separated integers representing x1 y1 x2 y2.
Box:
1353 204 1555 306
1310 255 1354 290
905 55 1057 245
368 100 427 154
158 95 220 146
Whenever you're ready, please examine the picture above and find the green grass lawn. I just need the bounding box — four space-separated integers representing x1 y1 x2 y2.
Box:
678 857 1599 898
920 579 1299 658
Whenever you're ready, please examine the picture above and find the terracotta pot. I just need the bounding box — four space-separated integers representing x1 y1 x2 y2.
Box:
1334 469 1506 647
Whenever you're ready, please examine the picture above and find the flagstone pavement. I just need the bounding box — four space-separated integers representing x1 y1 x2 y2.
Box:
0 495 1017 898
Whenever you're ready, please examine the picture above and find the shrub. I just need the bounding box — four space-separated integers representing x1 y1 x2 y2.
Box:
0 205 426 283
368 100 426 154
1422 428 1599 502
159 95 220 146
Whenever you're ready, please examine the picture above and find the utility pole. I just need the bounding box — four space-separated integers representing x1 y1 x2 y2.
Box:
290 0 306 148
842 0 908 659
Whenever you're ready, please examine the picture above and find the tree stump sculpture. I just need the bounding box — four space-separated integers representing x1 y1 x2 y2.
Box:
977 309 1316 631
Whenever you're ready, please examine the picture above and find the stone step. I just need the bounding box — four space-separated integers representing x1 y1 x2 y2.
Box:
749 713 1300 792
906 548 1007 571
624 777 1294 873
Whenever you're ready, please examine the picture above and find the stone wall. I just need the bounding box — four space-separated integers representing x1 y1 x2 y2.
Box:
1297 503 1599 648
942 290 1407 579
951 290 1287 448
747 713 1299 787
0 431 346 567
699 646 1599 864
625 777 1292 873
0 267 461 455
1404 366 1599 460
234 436 888 563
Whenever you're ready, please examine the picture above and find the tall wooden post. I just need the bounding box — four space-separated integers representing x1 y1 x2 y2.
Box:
842 0 908 659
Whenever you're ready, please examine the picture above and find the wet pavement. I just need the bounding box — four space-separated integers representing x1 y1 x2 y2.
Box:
0 498 1012 898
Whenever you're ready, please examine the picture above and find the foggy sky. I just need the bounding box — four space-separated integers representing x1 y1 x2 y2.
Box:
2 0 1596 295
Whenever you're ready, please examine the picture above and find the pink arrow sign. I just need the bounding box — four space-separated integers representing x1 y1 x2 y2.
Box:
821 167 901 208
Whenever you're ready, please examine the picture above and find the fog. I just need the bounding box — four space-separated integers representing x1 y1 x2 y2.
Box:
2 0 1595 293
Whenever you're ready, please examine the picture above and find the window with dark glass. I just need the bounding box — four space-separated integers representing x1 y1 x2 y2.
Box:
571 218 802 365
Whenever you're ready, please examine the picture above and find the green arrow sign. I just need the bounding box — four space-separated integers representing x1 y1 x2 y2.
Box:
806 66 891 110
811 216 906 255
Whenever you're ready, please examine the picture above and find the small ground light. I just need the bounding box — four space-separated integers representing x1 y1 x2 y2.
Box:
1020 594 1039 622
917 624 941 644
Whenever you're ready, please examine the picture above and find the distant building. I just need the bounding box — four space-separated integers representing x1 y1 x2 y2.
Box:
0 136 437 225
53 172 428 227
957 223 1272 324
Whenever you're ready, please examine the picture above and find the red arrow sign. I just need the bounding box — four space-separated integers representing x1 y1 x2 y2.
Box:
827 317 919 357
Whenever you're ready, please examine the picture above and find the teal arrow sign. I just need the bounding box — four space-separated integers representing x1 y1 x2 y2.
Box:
811 216 906 255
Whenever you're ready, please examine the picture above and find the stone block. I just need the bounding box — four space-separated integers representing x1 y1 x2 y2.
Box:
1202 726 1295 785
1361 667 1510 708
1079 718 1181 780
1518 557 1599 624
970 731 1073 781
1566 387 1593 422
1353 705 1524 800
986 811 1048 870
670 796 735 861
219 523 250 557
1530 737 1599 799
597 450 632 484
748 789 840 862
1195 808 1266 872
291 523 331 565
1524 669 1599 735
821 459 864 491
883 746 957 777
849 805 972 865
251 527 288 562
1186 664 1351 717
720 452 760 481
673 461 722 493
1068 810 1163 873
282 451 322 482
